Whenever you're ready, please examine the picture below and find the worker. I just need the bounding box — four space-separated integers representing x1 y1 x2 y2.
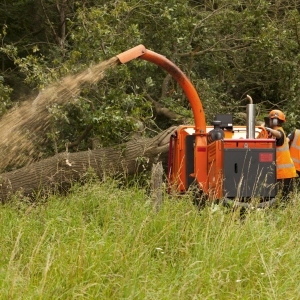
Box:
265 109 297 201
287 129 300 177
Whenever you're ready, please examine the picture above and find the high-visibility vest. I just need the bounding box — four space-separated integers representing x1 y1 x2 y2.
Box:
276 127 297 179
289 129 300 171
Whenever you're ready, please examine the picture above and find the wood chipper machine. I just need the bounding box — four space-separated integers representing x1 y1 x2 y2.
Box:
116 45 277 207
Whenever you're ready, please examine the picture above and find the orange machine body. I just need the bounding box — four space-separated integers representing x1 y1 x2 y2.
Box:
117 45 277 201
170 125 276 200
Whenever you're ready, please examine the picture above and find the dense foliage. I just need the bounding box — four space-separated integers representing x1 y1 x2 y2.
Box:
1 0 300 155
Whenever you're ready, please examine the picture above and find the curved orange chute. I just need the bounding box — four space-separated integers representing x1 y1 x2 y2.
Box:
117 45 206 134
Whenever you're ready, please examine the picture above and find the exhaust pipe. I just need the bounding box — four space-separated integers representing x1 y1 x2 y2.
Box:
246 95 256 139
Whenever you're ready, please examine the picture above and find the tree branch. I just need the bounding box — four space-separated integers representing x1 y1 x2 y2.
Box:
161 74 173 98
145 94 185 122
177 43 252 58
67 124 94 149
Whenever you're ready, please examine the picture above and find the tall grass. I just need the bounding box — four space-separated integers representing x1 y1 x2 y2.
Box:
0 179 300 299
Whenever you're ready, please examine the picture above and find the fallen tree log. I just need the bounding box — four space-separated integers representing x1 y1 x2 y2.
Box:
0 126 176 202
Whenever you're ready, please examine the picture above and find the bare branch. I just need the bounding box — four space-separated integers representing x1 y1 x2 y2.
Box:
161 74 172 98
188 4 228 45
178 43 251 58
40 0 60 45
67 124 93 149
145 94 185 122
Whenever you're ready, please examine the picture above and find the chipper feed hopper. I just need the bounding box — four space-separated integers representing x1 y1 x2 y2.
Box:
116 45 277 207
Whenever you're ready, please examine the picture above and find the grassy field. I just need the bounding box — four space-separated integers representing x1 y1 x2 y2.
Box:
0 178 300 299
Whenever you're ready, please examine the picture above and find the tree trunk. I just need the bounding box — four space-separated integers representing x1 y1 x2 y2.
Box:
0 126 176 202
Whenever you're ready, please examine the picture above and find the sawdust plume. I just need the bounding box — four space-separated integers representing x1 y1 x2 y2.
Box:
0 57 120 172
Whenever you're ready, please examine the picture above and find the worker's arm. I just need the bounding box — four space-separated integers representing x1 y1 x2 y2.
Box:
287 129 295 144
265 127 282 139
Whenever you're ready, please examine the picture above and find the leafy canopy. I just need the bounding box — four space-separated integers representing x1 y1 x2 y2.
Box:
1 0 300 157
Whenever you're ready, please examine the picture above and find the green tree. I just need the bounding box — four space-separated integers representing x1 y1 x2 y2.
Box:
1 0 300 166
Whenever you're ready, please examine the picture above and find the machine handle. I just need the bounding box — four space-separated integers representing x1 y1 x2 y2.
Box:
256 126 269 139
234 163 238 174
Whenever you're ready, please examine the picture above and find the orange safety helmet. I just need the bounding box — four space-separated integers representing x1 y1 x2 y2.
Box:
268 109 286 122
